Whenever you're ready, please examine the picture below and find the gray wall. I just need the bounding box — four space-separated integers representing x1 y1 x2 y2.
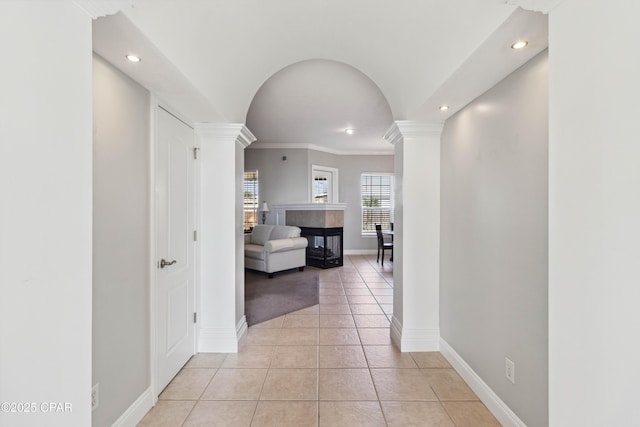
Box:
440 51 548 427
92 54 150 427
245 147 394 251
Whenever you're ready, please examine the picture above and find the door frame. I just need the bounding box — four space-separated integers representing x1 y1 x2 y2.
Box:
310 164 339 203
149 97 199 401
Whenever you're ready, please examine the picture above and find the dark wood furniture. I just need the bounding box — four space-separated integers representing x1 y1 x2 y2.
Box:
375 224 393 265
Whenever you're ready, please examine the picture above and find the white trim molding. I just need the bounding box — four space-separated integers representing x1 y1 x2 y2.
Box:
236 315 248 344
384 120 445 146
72 0 132 19
440 339 526 427
195 123 257 148
249 142 393 156
391 316 441 352
110 386 154 427
344 249 377 256
505 0 565 14
198 327 240 353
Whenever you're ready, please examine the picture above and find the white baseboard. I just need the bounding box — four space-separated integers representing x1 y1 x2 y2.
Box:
236 315 248 343
344 249 377 255
198 326 239 353
440 339 526 427
390 316 440 352
111 386 153 427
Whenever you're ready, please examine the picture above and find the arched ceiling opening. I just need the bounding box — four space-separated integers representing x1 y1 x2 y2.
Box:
246 59 394 154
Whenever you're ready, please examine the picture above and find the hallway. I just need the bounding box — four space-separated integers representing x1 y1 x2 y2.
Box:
138 255 499 426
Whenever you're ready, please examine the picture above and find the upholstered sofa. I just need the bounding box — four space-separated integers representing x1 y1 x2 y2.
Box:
244 225 308 278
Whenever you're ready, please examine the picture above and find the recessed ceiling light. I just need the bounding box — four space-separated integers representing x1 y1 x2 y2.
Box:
345 128 354 135
439 105 449 111
511 40 528 50
126 54 142 63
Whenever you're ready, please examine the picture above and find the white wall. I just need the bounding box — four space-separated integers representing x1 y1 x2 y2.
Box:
440 51 548 427
0 2 93 426
245 148 394 251
548 1 640 425
92 54 150 427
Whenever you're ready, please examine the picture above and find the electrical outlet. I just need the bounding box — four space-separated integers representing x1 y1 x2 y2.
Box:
91 384 99 411
505 358 515 384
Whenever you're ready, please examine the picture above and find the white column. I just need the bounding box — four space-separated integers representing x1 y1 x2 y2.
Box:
385 121 444 351
195 124 255 352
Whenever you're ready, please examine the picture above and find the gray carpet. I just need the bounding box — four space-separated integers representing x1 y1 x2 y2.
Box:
245 268 319 326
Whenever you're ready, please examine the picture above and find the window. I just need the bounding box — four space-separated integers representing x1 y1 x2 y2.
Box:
243 170 259 231
361 173 394 234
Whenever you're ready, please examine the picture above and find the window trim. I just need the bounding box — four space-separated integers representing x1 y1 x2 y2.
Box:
360 172 395 236
243 170 259 231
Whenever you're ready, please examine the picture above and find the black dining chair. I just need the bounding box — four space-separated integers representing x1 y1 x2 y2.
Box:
375 224 393 265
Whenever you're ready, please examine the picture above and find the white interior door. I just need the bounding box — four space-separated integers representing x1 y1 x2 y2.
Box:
156 107 196 393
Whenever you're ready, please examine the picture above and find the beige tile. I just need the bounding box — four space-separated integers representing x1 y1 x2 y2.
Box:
319 304 352 315
319 345 368 368
242 329 281 346
319 401 385 427
346 295 378 304
159 368 216 400
319 314 355 328
381 401 455 427
182 401 257 427
370 288 394 296
354 314 390 328
441 401 501 427
360 274 387 283
289 305 320 315
344 288 372 296
370 369 438 401
260 369 318 400
358 328 394 345
363 345 419 369
410 352 452 368
319 281 342 289
374 295 394 304
349 304 384 315
423 369 478 401
278 328 318 346
341 281 367 289
366 282 392 289
319 287 346 295
320 295 348 305
283 314 319 328
252 401 318 427
201 369 267 400
184 353 227 369
380 304 393 315
319 328 361 345
319 369 377 400
138 400 195 427
339 273 363 282
271 346 318 369
221 346 274 369
250 316 285 329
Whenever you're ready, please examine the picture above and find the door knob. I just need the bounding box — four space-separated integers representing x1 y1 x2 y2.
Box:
160 259 177 268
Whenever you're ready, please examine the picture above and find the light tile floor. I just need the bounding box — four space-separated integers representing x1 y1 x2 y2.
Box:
138 255 500 426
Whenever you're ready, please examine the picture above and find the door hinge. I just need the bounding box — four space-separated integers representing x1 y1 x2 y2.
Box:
193 147 199 159
193 230 197 241
193 312 197 323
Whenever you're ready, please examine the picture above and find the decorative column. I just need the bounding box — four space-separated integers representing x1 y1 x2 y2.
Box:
195 124 256 352
384 120 444 351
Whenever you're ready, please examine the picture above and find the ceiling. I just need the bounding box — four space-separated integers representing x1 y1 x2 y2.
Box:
93 1 548 154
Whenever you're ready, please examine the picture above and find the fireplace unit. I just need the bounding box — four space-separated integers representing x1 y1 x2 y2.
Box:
299 227 343 269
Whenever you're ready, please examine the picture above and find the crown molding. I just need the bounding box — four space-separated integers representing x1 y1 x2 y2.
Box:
72 0 133 19
384 120 445 146
247 142 393 156
195 124 257 148
504 0 565 14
